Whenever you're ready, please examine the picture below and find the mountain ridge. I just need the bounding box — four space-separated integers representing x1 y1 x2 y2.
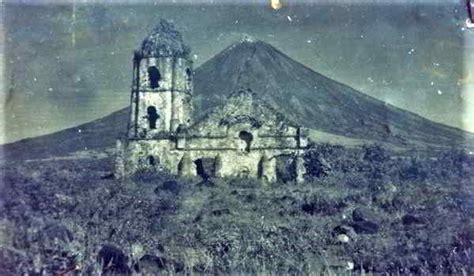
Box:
193 39 472 146
2 39 473 161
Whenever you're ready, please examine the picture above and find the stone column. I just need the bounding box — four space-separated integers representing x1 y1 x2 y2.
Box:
259 154 276 183
214 154 223 177
295 154 306 183
178 152 195 177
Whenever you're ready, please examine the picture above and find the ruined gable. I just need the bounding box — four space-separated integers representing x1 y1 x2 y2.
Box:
188 87 300 138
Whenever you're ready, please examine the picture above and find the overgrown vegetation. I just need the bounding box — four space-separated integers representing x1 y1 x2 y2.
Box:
0 144 473 274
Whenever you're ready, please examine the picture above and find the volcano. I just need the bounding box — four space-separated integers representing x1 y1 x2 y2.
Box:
2 39 473 161
193 39 472 148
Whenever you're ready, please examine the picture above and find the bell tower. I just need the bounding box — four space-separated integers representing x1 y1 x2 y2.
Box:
128 20 193 139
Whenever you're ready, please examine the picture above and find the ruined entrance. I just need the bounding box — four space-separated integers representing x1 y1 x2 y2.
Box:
275 154 296 182
147 155 157 166
194 158 215 179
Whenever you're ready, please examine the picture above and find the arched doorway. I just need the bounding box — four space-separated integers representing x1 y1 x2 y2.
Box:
275 154 296 182
194 158 215 180
147 155 156 166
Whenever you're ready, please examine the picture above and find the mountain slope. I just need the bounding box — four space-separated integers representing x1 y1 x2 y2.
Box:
2 39 472 161
193 39 471 148
0 109 128 161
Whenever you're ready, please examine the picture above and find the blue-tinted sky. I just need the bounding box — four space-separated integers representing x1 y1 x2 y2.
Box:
1 0 473 143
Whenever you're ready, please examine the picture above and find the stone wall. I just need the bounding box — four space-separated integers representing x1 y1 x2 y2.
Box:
116 135 306 182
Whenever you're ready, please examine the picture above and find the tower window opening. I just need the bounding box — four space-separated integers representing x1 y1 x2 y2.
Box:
185 68 192 81
147 106 160 129
148 66 161 89
238 131 253 152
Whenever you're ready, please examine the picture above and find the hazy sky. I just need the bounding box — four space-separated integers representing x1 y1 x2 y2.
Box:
2 0 474 143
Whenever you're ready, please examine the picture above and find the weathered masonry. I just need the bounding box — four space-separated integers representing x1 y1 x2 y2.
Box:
115 20 308 182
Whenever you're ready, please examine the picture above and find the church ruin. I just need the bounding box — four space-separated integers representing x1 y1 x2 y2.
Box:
115 20 308 182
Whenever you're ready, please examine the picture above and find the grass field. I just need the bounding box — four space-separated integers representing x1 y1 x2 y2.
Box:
0 144 473 274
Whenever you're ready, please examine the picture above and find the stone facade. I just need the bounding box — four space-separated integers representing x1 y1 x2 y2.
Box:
115 20 308 182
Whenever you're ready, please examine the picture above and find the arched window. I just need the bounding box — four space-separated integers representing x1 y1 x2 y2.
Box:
148 66 161 89
238 131 253 152
146 106 160 129
185 68 192 81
